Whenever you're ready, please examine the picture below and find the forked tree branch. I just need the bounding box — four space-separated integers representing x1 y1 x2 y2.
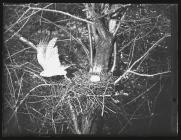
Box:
4 25 37 50
41 17 89 57
25 6 94 25
114 33 171 85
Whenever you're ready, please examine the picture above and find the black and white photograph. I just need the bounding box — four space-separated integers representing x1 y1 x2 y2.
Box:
2 3 178 137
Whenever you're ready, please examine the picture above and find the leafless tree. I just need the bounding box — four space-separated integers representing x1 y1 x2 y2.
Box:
3 3 176 136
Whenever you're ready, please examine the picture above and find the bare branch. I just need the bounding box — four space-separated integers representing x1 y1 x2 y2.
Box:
4 7 31 33
5 15 31 43
114 33 171 85
129 70 171 77
4 25 37 50
129 33 171 70
6 47 32 60
28 6 93 24
113 12 126 37
118 18 159 53
4 3 53 34
87 23 93 67
111 42 117 72
68 100 81 134
41 17 89 57
127 35 137 69
101 80 111 116
125 81 159 105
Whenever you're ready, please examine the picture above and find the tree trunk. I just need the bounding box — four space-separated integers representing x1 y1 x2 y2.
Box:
93 20 113 73
84 4 126 81
86 6 115 78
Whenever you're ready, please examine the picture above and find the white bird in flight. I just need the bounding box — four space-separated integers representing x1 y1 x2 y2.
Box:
36 36 74 78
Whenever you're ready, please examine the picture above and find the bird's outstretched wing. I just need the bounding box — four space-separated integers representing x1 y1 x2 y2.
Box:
37 36 49 69
45 37 58 60
37 37 71 77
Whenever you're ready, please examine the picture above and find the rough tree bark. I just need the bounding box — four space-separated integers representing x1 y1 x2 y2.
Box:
78 3 128 134
88 4 113 74
85 4 128 81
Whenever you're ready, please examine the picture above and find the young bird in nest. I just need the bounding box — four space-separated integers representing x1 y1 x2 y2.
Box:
37 36 74 79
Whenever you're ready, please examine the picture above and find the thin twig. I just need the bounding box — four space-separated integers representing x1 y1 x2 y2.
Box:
41 17 89 57
118 21 158 52
5 13 32 43
129 34 171 70
111 42 117 72
51 109 57 134
17 3 53 24
114 34 171 85
129 70 171 77
119 99 147 133
113 12 126 37
16 72 24 102
4 26 37 50
5 64 15 98
127 35 137 68
68 99 81 134
23 69 47 84
27 6 93 24
6 47 32 60
87 23 93 67
125 81 159 105
4 7 31 33
101 80 111 116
